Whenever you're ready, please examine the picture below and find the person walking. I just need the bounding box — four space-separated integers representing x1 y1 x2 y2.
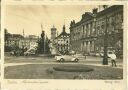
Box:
83 51 86 59
108 52 117 67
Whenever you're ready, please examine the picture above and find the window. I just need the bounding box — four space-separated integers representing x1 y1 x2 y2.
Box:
67 40 68 43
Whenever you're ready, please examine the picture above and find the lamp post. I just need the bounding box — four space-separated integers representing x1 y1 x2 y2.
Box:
103 16 108 65
94 17 96 54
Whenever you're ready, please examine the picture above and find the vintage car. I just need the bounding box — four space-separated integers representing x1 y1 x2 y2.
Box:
99 51 115 58
24 49 36 56
55 54 79 62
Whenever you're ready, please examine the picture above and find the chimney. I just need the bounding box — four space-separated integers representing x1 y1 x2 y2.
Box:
73 20 75 24
82 14 85 19
93 8 98 14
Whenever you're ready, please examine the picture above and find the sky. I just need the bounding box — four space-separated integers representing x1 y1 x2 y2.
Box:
5 5 97 38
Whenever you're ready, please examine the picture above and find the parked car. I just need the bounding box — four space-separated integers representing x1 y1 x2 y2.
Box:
95 52 100 57
99 51 104 57
10 51 15 56
99 51 115 58
55 54 79 62
24 49 36 56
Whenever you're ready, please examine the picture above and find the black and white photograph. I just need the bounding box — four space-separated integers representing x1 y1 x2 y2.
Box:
4 5 123 79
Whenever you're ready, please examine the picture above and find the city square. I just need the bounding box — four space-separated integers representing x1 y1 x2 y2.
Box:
4 54 123 79
4 5 123 79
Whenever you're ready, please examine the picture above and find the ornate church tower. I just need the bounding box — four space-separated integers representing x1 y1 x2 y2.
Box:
51 25 57 40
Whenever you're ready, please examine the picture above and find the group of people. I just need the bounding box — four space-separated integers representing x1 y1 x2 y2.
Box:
84 51 118 67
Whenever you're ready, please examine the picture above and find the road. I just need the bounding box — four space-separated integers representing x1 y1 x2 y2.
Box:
4 55 123 68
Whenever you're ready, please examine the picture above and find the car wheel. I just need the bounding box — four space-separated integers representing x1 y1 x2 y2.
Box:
75 58 79 62
60 58 64 62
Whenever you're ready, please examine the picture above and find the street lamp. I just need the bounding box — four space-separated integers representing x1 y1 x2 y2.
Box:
103 16 108 65
94 17 96 54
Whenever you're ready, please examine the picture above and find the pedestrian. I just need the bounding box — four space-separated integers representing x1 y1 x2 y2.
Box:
108 53 117 67
14 50 16 56
83 52 86 59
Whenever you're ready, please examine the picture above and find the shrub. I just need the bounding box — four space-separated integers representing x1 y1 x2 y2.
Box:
53 65 94 72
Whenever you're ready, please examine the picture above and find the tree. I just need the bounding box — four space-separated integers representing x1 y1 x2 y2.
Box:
45 36 51 54
4 28 8 41
4 28 13 52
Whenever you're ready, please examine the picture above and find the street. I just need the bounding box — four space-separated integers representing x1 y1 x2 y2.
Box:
5 55 123 67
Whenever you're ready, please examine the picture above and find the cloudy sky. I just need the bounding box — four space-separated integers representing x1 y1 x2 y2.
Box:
5 5 97 38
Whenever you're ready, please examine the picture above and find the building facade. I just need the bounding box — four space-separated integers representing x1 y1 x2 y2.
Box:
55 25 70 54
19 35 38 49
5 33 24 51
49 26 58 54
51 25 57 41
70 5 123 57
5 30 38 51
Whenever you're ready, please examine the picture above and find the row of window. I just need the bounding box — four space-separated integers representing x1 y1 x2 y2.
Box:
71 13 123 41
58 47 70 51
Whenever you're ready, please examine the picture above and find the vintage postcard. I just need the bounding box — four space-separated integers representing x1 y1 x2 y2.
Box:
1 1 127 90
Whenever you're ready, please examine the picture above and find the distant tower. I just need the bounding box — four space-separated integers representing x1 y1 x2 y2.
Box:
51 25 57 40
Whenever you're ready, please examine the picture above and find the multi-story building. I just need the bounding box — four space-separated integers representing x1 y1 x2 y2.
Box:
5 30 38 51
70 8 97 54
95 5 123 55
5 33 24 50
54 25 70 54
19 35 38 49
70 5 123 57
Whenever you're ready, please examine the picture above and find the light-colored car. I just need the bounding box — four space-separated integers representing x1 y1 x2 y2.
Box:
95 53 100 57
10 51 15 55
24 49 36 56
99 52 104 57
55 54 79 62
99 51 114 58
